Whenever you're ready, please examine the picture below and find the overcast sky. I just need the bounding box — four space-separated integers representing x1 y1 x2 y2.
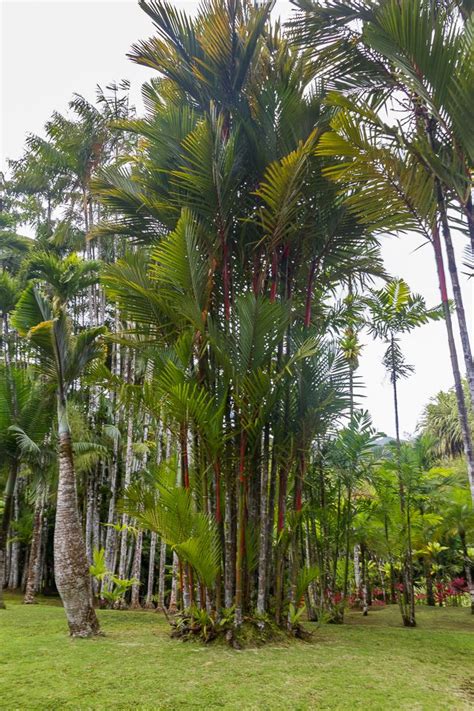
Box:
1 0 472 437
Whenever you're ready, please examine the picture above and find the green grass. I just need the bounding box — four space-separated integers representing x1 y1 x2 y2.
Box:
1 595 473 710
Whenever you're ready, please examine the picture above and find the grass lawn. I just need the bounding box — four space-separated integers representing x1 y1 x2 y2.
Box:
1 595 473 710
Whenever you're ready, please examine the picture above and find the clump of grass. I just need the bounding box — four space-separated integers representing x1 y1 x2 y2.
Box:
168 605 291 648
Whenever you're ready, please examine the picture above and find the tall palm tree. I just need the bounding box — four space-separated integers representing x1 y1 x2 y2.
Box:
367 279 443 447
11 253 104 636
365 279 442 625
292 0 474 507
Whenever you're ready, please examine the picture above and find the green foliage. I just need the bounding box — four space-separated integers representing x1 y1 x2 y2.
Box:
89 547 139 606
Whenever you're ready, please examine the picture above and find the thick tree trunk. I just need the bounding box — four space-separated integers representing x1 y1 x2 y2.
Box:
54 398 100 637
24 494 45 604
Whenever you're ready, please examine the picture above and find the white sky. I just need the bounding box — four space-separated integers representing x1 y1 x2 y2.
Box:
1 0 473 437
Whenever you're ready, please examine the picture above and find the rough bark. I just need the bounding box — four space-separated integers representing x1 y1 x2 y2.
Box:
54 400 100 637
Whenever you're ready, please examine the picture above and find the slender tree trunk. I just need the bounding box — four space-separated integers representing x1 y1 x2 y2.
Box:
54 397 100 637
118 411 134 581
168 552 179 613
8 480 20 590
432 223 474 505
354 543 361 607
303 520 318 620
234 433 247 626
361 544 368 616
342 488 352 602
101 420 120 596
0 461 18 609
265 444 277 602
223 468 234 609
439 205 474 409
257 426 270 616
145 532 157 609
425 560 435 607
24 493 45 604
390 356 416 627
157 538 167 611
85 469 96 565
130 530 143 609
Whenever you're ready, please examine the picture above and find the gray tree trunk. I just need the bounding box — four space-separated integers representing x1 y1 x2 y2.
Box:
101 421 120 595
432 223 474 506
130 530 143 609
157 538 167 611
54 399 100 637
24 493 45 604
8 481 21 590
0 462 18 609
118 406 135 582
145 531 157 608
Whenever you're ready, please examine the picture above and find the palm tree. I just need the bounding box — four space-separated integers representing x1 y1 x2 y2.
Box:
329 410 380 611
292 0 474 507
367 279 443 447
92 0 382 630
11 253 104 636
365 279 442 625
420 382 474 460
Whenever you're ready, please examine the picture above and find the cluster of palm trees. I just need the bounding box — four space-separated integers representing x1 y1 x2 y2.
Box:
0 0 472 639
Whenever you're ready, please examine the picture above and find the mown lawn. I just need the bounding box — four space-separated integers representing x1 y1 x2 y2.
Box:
1 595 473 710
